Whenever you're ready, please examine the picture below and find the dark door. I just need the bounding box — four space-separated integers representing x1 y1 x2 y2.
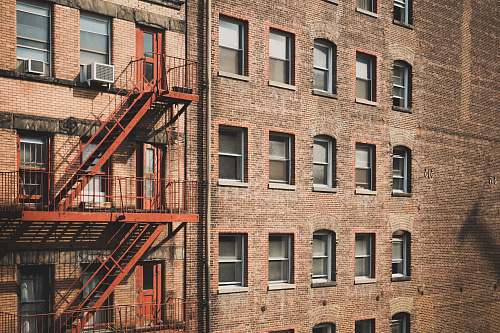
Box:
19 266 51 333
136 262 163 326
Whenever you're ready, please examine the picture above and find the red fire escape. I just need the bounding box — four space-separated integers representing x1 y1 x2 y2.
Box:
0 54 199 332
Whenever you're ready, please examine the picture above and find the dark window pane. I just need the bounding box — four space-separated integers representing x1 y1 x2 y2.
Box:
220 129 242 154
144 33 154 57
269 260 288 282
313 164 328 185
143 264 154 290
270 160 287 182
219 262 242 283
270 58 289 83
356 79 371 100
314 68 328 91
145 62 154 81
355 169 371 189
219 155 240 180
220 47 241 74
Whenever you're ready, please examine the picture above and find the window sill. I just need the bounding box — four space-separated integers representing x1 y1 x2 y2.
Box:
313 185 338 193
269 183 296 191
392 105 412 114
356 8 378 18
323 0 339 4
392 191 412 197
268 81 297 91
312 89 338 99
355 277 377 285
268 283 296 291
393 20 415 30
355 188 377 195
355 98 378 107
391 276 411 283
218 286 249 294
311 280 337 288
218 179 249 188
218 71 250 82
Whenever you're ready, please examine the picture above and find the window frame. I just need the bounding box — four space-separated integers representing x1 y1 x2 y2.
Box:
355 233 375 280
268 234 293 284
391 312 410 333
269 29 293 85
218 234 246 287
312 231 336 283
80 12 112 66
392 231 411 279
356 53 376 102
355 319 376 333
394 0 411 25
355 144 375 191
16 0 52 76
313 323 336 333
357 0 377 13
218 16 246 76
392 61 411 109
313 136 335 188
269 133 292 184
218 126 246 182
392 146 410 193
313 40 336 94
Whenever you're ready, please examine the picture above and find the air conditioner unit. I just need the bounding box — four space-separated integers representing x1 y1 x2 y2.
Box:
23 59 45 75
84 63 115 85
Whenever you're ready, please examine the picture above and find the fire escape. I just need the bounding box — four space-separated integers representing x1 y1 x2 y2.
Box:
0 55 199 332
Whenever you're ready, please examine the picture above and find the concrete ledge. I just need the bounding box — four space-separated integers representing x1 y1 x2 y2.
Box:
268 81 297 91
218 179 249 188
311 281 337 288
355 277 377 285
269 183 296 191
391 276 411 282
356 8 378 18
393 20 415 30
312 89 338 99
392 105 412 114
218 71 250 82
313 186 338 193
218 286 249 294
355 98 378 107
268 283 296 291
355 188 377 195
392 191 412 198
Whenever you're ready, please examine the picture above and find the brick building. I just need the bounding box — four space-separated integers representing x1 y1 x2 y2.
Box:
0 0 498 333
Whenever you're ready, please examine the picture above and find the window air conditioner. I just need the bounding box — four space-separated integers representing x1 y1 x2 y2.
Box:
84 63 115 85
23 59 45 75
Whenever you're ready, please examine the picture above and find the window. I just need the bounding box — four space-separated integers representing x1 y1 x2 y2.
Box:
355 144 375 191
269 30 293 84
219 126 246 182
357 0 376 13
391 313 410 333
269 235 292 284
355 233 375 280
394 0 412 25
219 234 246 287
392 146 411 193
355 319 375 333
80 13 111 65
312 231 336 283
313 136 336 188
19 266 52 333
392 61 412 109
19 136 49 205
16 0 51 75
392 231 411 278
356 53 376 102
81 143 110 206
313 323 336 333
313 40 336 93
269 133 293 184
219 16 246 75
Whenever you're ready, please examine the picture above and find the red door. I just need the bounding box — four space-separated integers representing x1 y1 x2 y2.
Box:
136 262 163 326
136 27 163 89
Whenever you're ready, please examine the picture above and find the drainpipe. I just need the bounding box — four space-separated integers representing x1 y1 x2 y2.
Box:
204 0 212 331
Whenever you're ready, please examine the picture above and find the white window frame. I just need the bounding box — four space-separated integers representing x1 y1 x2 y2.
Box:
312 232 335 283
392 147 409 193
391 313 410 333
356 53 375 101
269 235 292 284
269 133 292 184
313 137 334 188
393 62 410 109
313 323 336 333
355 234 374 279
392 231 410 278
313 41 334 93
219 16 246 75
355 144 374 190
394 0 410 24
16 0 52 75
218 234 246 287
269 30 292 84
218 126 245 182
80 12 111 65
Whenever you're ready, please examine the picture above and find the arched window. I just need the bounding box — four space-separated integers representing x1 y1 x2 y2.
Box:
313 39 337 94
392 146 411 193
313 136 337 189
392 231 411 279
392 61 412 110
391 312 410 333
313 323 336 333
312 230 336 283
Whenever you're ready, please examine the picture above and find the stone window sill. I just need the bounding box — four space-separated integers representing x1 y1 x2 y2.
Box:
218 286 249 294
392 105 412 114
356 8 378 18
391 276 412 283
268 283 296 291
311 280 337 288
393 20 415 30
218 179 249 188
355 277 377 285
392 191 412 197
268 80 297 91
312 89 338 99
323 0 339 4
269 183 296 191
313 185 338 193
355 188 377 195
355 98 378 107
218 71 250 82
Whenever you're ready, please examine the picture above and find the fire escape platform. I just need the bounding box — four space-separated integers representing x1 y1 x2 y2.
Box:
21 211 199 223
159 89 199 103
